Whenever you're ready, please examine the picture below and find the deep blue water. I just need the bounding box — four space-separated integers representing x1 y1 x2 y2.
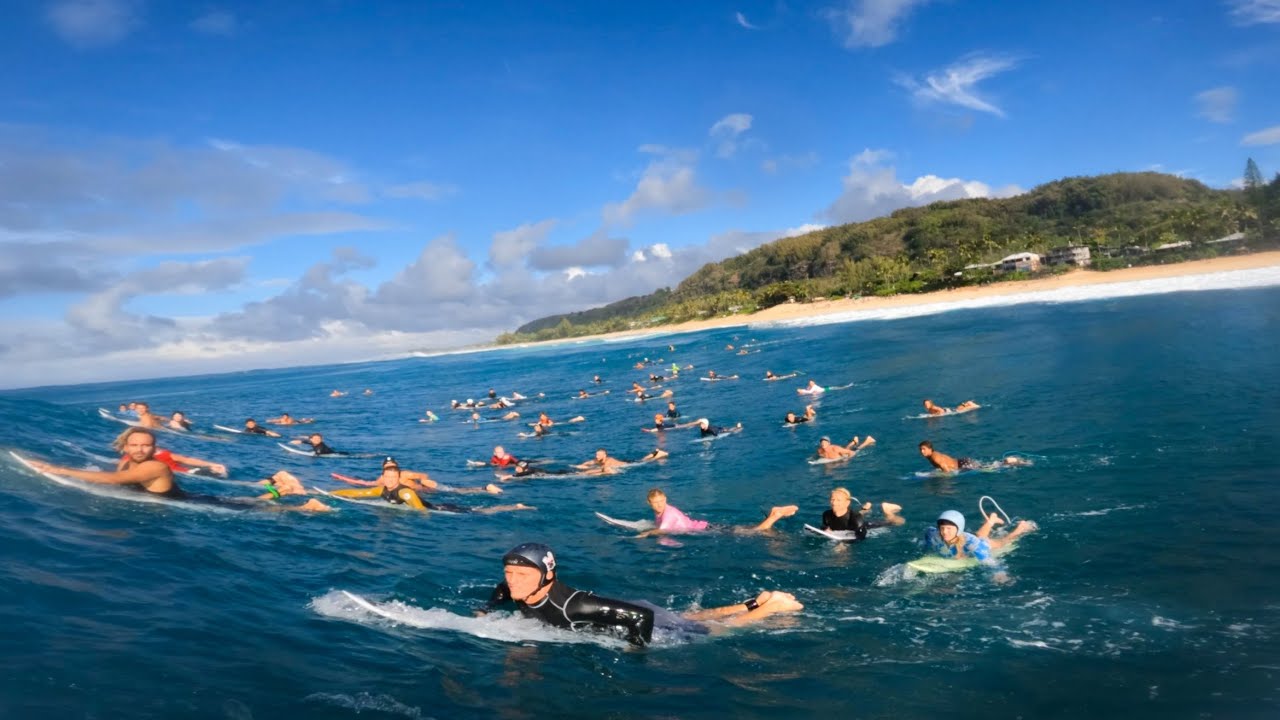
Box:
3 287 1279 719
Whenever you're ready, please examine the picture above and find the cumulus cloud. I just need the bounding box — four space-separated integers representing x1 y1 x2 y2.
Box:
897 53 1019 117
1241 125 1280 146
46 0 139 48
735 11 758 29
825 0 930 49
528 229 630 271
823 149 1022 224
384 180 458 202
488 219 557 268
190 9 237 35
1228 0 1280 24
709 113 754 158
1195 86 1238 123
602 147 712 225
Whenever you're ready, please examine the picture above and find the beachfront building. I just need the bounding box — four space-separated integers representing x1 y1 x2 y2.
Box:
997 252 1041 273
1045 245 1092 267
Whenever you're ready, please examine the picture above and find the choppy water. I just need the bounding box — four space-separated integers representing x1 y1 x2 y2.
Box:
3 280 1280 719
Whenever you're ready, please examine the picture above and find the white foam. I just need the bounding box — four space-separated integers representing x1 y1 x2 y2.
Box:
304 692 425 719
754 265 1280 329
310 590 629 648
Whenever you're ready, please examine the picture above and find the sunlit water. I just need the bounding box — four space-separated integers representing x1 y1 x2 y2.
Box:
3 280 1279 719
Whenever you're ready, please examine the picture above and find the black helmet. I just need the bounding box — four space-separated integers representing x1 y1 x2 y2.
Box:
502 543 556 587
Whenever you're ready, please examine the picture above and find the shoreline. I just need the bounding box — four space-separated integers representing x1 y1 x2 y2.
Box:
495 251 1280 349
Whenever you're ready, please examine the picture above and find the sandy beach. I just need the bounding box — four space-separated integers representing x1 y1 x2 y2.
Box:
518 250 1280 346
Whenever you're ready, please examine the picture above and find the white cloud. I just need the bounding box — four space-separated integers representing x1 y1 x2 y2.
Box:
46 0 139 48
1228 0 1280 24
190 9 237 35
709 113 754 158
897 53 1019 117
528 229 629 271
384 180 458 202
1195 86 1238 123
602 149 712 225
735 11 758 29
825 0 930 49
784 223 828 237
488 219 557 268
1241 125 1280 146
823 149 1023 224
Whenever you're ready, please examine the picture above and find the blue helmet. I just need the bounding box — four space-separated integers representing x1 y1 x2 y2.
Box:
503 543 557 587
936 510 966 534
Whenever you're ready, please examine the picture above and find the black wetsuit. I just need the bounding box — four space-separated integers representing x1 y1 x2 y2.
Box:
309 441 340 456
484 581 655 646
245 426 269 435
822 508 870 540
700 425 728 437
784 416 810 425
667 408 679 419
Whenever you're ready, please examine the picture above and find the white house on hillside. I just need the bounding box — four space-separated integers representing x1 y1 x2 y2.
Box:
1046 245 1092 267
998 252 1041 273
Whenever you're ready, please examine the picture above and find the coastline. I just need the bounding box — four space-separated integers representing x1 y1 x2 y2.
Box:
494 250 1280 349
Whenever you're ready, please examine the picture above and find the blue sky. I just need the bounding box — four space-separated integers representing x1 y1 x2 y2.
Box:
1 0 1278 388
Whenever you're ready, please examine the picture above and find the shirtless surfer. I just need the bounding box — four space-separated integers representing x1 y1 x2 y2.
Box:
816 435 875 461
923 399 981 416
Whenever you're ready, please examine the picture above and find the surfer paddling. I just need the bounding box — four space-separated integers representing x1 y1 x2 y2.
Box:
821 487 904 538
329 459 530 513
816 435 875 461
925 510 1038 582
923 399 981 416
784 405 817 425
267 413 314 425
290 433 343 456
476 543 804 647
110 428 227 477
636 489 798 537
242 419 281 437
918 440 1031 473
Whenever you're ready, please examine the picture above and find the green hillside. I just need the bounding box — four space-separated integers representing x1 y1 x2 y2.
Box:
499 169 1280 345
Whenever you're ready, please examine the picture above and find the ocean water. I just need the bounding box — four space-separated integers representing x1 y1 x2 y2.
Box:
3 280 1280 719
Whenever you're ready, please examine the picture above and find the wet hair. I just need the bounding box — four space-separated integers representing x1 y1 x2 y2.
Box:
646 488 666 501
919 440 933 450
831 487 852 502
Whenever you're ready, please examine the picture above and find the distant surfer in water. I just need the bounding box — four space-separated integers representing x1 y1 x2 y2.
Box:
697 418 741 438
798 380 825 396
666 401 679 419
821 487 903 539
636 489 798 537
476 543 804 647
330 390 346 397
784 405 817 425
816 435 875 461
575 449 639 475
923 399 981 416
243 419 281 437
267 413 314 425
490 446 519 467
334 458 503 494
133 402 162 429
918 440 1031 473
330 459 530 514
290 433 342 456
166 411 193 432
925 510 1037 583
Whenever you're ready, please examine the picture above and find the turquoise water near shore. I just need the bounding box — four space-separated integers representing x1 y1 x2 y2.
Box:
3 285 1279 719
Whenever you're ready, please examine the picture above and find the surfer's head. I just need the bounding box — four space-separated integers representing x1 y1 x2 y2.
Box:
503 543 557 599
819 436 831 446
937 510 966 540
918 440 934 457
646 488 668 514
118 427 156 462
830 487 852 513
698 418 710 429
308 433 323 445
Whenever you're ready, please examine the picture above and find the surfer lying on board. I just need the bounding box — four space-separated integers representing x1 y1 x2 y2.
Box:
110 427 227 477
490 446 519 467
635 489 798 537
267 413 314 425
167 411 193 432
477 543 804 647
290 433 343 456
918 440 1031 473
798 380 825 395
494 460 582 481
334 458 503 495
925 510 1037 582
329 459 531 514
132 402 163 429
822 487 904 539
28 428 329 511
923 399 981 416
816 435 875 461
697 418 741 437
256 471 333 511
243 419 282 437
784 405 817 425
574 448 668 475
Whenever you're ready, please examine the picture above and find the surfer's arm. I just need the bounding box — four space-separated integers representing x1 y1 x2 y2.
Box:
330 487 381 498
401 471 438 490
397 488 427 510
168 452 226 476
31 460 168 485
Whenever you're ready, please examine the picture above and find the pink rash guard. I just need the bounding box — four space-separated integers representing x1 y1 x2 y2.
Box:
656 505 709 533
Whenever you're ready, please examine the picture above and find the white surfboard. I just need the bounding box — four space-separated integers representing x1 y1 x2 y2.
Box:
213 424 244 434
803 524 860 541
595 511 655 531
8 451 235 512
